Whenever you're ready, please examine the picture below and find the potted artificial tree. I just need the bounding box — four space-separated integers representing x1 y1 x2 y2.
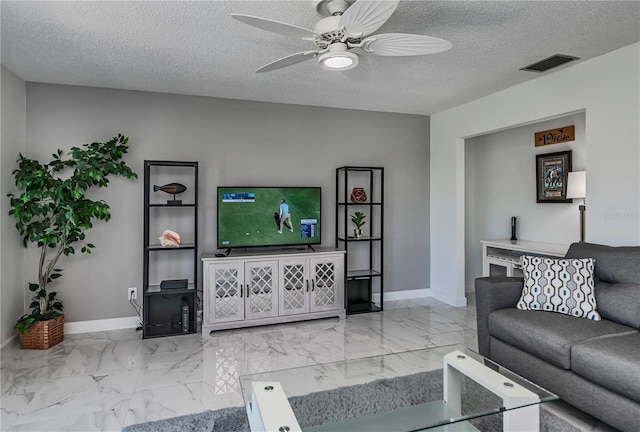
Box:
351 211 366 238
8 134 137 349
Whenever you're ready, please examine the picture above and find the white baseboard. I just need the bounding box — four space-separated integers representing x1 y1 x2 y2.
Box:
429 289 468 307
64 316 141 334
1 334 18 350
372 288 432 303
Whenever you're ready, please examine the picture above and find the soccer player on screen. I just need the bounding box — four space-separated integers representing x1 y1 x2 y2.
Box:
278 199 294 234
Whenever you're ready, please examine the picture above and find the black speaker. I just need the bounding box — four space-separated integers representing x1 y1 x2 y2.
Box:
160 279 188 290
511 217 517 241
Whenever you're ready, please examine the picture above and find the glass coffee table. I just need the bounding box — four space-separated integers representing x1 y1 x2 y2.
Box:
239 345 557 432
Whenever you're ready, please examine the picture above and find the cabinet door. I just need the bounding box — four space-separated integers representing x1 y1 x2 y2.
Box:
279 258 309 316
310 256 342 312
245 261 278 320
209 262 244 323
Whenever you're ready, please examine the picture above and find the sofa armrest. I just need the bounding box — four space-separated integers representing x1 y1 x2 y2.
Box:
475 276 524 357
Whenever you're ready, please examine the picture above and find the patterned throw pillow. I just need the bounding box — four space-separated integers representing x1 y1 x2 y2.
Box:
517 256 600 320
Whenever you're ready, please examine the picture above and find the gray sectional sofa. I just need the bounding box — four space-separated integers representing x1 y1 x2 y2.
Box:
475 242 640 432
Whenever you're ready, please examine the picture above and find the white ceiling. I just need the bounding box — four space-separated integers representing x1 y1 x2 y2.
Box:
2 1 639 115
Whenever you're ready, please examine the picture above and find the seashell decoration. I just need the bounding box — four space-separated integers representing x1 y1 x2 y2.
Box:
159 229 181 247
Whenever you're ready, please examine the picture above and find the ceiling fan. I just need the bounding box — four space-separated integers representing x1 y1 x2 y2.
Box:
231 0 452 73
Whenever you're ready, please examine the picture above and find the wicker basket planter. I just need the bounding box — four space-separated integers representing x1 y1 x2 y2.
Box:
19 315 64 350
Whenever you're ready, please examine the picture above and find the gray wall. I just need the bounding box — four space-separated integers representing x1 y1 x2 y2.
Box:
464 113 586 291
431 43 639 306
22 83 430 323
1 66 27 344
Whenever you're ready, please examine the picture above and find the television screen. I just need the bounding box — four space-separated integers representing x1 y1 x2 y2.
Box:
217 187 321 249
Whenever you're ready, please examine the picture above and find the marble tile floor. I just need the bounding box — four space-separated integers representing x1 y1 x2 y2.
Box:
0 296 611 432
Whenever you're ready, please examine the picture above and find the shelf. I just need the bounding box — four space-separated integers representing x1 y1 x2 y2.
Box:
144 323 194 338
337 202 382 206
347 302 382 314
145 160 198 167
487 254 520 263
336 166 384 315
336 166 383 172
481 239 569 257
347 269 382 279
146 243 196 251
338 236 382 242
149 203 196 207
143 160 198 339
145 283 196 296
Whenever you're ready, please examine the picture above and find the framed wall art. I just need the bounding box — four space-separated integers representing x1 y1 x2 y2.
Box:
536 150 572 203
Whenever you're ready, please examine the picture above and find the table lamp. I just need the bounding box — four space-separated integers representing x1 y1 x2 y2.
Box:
566 171 586 242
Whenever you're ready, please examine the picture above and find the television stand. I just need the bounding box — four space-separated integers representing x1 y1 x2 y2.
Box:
202 248 345 332
307 245 316 252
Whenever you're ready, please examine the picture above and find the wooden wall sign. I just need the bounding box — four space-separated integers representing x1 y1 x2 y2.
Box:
535 125 575 147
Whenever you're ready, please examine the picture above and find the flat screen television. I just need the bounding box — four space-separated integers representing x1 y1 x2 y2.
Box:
217 187 321 250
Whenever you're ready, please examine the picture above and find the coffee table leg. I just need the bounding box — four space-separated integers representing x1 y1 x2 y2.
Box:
443 361 463 414
504 404 538 432
444 351 541 432
246 382 302 432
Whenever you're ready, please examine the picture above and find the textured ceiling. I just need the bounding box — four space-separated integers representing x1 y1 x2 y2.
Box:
1 1 639 115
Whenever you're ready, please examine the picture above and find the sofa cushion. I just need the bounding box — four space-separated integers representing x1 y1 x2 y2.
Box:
593 281 640 330
517 256 600 320
565 242 640 285
571 332 640 404
488 308 634 369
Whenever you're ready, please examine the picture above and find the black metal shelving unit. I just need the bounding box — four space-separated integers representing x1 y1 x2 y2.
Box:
335 166 384 314
143 160 198 338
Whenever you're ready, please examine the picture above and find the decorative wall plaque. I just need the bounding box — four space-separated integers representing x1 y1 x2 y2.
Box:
535 125 575 147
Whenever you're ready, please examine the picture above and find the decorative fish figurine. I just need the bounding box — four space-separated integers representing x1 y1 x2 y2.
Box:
153 183 186 195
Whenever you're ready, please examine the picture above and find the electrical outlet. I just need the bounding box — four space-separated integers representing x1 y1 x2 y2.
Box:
128 287 137 300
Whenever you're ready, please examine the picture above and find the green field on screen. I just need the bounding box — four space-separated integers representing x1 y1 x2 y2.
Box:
217 187 320 248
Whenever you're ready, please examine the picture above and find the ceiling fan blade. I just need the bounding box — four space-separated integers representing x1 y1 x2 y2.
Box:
256 51 319 73
231 14 318 39
340 0 400 37
363 33 452 56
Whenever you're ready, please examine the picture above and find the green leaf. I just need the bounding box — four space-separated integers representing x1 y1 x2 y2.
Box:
15 315 37 334
7 134 137 318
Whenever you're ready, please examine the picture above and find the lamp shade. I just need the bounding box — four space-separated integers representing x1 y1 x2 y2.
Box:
566 171 586 199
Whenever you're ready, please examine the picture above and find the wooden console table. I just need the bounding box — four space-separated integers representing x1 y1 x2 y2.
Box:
481 239 570 277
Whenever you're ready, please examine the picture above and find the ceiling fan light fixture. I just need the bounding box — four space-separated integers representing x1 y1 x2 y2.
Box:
319 52 358 70
318 43 359 71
